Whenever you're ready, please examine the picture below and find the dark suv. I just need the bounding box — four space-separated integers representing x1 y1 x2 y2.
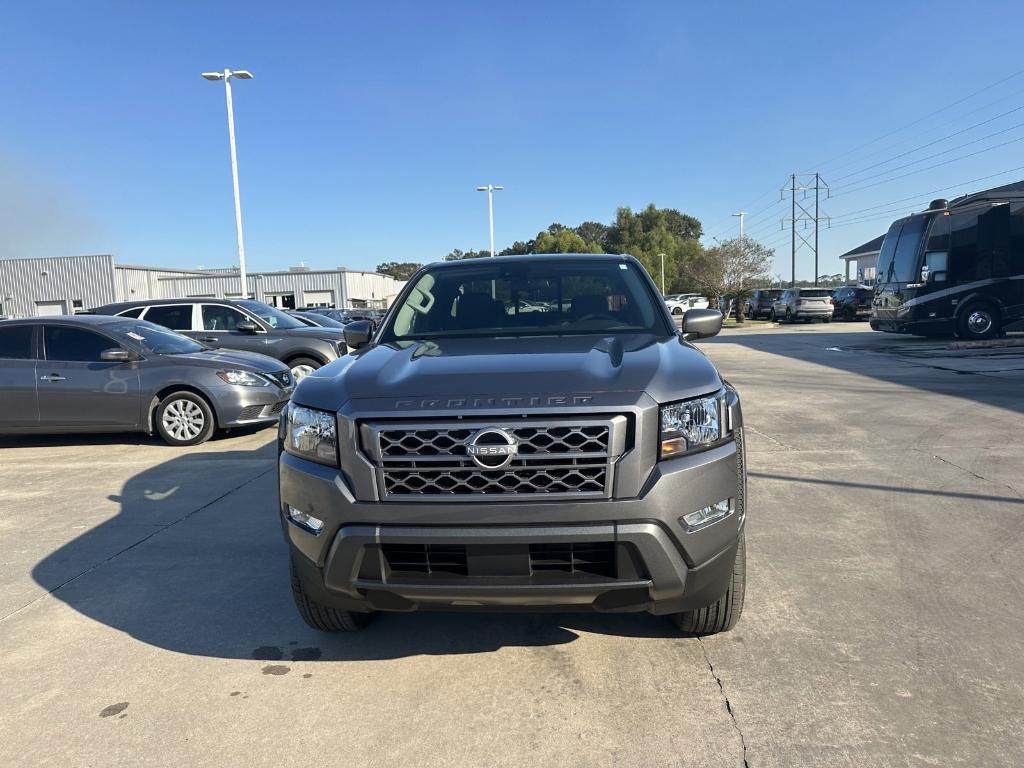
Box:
91 298 346 381
743 289 782 320
279 254 747 635
832 286 874 321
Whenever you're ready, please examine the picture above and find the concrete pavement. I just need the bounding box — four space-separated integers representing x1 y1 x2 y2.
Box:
1 323 1022 767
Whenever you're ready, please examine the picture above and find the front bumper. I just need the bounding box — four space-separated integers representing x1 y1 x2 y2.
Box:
216 385 293 428
279 438 745 615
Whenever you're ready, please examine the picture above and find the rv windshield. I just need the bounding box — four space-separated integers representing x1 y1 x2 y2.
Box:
877 216 927 286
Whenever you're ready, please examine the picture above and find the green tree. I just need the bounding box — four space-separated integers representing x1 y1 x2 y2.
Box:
499 239 536 255
574 221 612 251
679 237 774 319
534 228 604 254
443 248 491 261
607 204 704 290
375 261 422 280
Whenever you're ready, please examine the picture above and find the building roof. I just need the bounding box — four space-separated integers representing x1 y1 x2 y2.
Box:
948 179 1024 208
839 235 885 260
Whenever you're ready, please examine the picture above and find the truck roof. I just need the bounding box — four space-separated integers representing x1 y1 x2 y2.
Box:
422 252 635 269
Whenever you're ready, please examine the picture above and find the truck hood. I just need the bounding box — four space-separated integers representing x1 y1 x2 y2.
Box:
294 334 723 410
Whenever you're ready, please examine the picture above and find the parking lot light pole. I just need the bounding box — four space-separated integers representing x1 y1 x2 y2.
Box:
659 252 666 295
476 184 503 256
202 69 253 297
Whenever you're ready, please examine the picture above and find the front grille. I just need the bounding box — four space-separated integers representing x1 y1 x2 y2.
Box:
268 400 288 416
362 418 623 501
378 542 617 580
267 370 293 388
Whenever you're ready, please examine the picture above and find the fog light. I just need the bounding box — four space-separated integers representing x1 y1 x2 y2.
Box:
681 499 733 532
287 505 324 534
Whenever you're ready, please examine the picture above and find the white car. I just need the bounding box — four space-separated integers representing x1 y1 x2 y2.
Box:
665 294 709 316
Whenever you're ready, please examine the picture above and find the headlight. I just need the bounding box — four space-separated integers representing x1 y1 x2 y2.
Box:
660 392 728 459
283 404 338 466
217 369 269 387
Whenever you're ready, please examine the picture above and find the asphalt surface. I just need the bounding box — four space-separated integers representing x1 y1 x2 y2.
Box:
1 323 1022 767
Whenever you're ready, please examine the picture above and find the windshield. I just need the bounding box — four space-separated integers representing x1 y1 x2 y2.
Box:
799 289 832 298
110 320 204 355
237 300 305 329
877 216 927 286
381 259 671 341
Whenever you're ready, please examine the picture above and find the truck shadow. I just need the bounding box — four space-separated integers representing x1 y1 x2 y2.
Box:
30 444 682 662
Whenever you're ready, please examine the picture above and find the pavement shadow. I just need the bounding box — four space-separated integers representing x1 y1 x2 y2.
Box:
0 423 271 449
706 325 1024 415
31 443 683 662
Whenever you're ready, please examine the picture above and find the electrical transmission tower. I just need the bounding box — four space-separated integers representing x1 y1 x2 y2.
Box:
780 174 830 286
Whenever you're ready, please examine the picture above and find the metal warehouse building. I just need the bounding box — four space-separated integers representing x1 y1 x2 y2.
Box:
0 255 406 319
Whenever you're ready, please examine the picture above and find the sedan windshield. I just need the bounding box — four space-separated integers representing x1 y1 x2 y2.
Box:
109 320 204 355
381 259 671 341
237 300 305 329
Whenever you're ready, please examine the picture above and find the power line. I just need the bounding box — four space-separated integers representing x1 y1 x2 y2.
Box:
830 104 1024 184
811 66 1024 169
832 134 1024 198
828 165 1024 220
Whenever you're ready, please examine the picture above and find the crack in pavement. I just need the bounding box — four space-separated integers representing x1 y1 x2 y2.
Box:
0 466 275 623
916 449 1022 498
699 638 750 768
744 425 793 451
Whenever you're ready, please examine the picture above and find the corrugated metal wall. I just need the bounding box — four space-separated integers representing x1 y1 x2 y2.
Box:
156 270 406 307
0 257 408 318
0 255 116 318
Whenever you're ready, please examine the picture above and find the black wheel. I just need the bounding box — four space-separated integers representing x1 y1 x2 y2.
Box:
843 306 856 322
672 531 746 635
823 317 832 323
290 557 374 632
671 306 683 316
784 309 793 324
956 302 1000 341
768 309 776 322
155 391 215 446
287 356 322 382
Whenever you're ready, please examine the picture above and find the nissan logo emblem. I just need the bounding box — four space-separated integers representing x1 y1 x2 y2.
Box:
465 428 519 469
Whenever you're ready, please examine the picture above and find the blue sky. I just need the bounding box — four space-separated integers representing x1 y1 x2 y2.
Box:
4 1 1024 279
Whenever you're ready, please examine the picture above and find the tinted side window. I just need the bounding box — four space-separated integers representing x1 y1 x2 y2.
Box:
1010 203 1024 275
202 305 250 331
44 326 115 362
143 305 194 331
0 325 34 359
118 306 145 319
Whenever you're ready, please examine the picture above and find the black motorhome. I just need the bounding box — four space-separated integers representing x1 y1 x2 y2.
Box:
870 180 1024 340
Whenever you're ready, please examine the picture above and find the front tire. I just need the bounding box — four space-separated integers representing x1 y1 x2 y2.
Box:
290 557 374 632
155 392 215 446
672 532 746 635
288 357 322 382
957 302 1000 341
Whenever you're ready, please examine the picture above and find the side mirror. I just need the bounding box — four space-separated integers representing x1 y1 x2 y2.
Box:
236 321 259 334
681 308 723 341
100 348 134 362
343 319 374 350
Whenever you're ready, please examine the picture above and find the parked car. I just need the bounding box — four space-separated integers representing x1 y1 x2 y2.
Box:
769 288 834 323
665 294 708 316
280 253 746 636
832 286 874 321
287 310 348 328
0 315 293 446
305 307 379 325
743 289 783 319
90 298 347 381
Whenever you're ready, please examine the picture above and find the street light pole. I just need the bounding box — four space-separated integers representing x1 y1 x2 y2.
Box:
732 211 746 239
659 252 666 295
202 69 253 296
476 184 504 256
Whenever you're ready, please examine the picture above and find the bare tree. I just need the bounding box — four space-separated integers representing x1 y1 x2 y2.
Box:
680 237 774 320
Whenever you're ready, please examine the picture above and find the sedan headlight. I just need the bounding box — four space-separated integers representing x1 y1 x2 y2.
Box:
283 404 338 466
217 369 269 387
660 392 729 459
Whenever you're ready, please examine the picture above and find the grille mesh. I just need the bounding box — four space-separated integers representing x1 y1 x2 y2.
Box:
367 420 617 499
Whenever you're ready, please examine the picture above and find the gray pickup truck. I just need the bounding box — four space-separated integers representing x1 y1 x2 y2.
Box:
279 253 747 634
